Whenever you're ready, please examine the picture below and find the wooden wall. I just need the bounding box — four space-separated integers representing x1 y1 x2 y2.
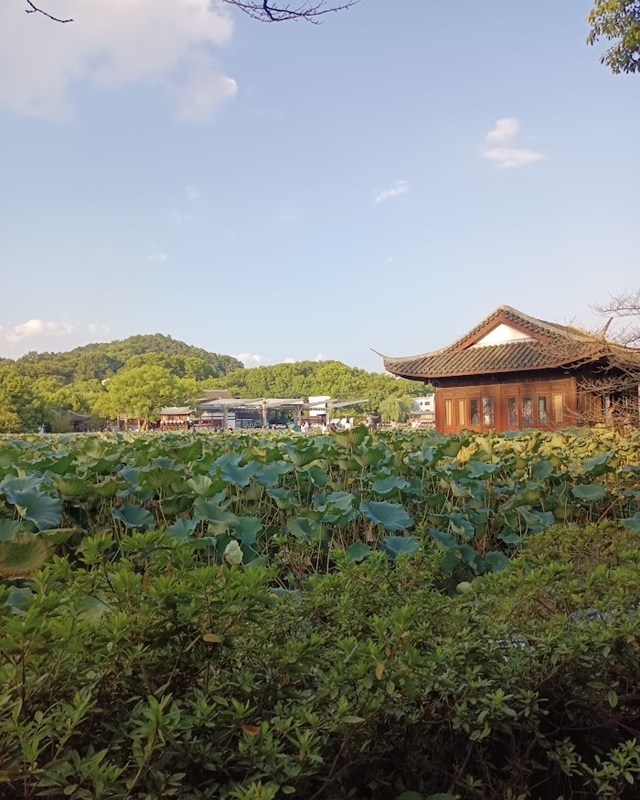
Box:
434 374 577 434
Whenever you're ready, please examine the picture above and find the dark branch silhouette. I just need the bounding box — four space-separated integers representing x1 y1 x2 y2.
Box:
231 0 358 22
24 0 72 23
23 0 358 24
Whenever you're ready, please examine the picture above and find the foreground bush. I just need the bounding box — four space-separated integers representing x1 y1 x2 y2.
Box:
2 522 640 800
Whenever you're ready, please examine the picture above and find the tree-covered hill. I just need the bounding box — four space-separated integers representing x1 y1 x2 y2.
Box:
6 334 243 383
217 360 425 408
0 338 428 432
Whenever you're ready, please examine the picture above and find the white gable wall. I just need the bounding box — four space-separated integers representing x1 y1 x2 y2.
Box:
470 323 536 348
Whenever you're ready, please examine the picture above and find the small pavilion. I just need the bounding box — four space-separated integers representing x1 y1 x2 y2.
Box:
380 305 640 434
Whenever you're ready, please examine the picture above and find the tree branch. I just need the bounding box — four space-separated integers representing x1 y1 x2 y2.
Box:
24 0 72 23
227 0 359 22
23 0 359 24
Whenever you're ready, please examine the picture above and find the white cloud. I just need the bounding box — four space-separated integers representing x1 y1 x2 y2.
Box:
482 118 545 168
282 357 297 364
186 185 201 201
485 118 520 145
374 180 409 205
313 353 326 362
1 319 76 344
234 352 265 365
88 323 110 334
147 247 169 262
0 0 237 121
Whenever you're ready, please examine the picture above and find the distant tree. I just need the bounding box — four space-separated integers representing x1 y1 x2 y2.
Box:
588 0 640 73
94 365 188 428
379 394 414 424
217 360 423 406
2 334 242 385
0 366 47 432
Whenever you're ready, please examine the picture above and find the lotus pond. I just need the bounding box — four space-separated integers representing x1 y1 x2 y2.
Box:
1 426 640 580
3 428 640 800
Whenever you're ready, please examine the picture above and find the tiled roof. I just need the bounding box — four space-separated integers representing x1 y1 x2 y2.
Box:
381 305 640 379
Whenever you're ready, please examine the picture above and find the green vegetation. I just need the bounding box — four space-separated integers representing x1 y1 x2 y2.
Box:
216 360 424 408
1 427 640 798
588 0 640 74
0 336 425 432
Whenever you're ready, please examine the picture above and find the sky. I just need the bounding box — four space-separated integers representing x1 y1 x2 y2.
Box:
0 0 638 371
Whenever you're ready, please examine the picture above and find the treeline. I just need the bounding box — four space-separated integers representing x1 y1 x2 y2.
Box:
0 338 426 432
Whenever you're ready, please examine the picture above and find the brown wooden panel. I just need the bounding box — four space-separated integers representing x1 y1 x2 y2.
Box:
434 376 577 433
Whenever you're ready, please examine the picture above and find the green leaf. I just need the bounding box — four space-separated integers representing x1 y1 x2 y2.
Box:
77 593 112 621
287 516 326 543
426 795 455 800
186 475 216 496
428 527 457 549
483 550 509 573
220 460 260 487
0 519 22 543
498 529 523 546
5 586 34 614
466 461 499 478
267 487 301 510
112 503 154 529
52 475 89 497
572 484 607 502
8 489 62 531
0 532 53 578
360 500 414 532
254 461 293 487
582 452 614 476
380 535 420 559
448 511 475 540
371 475 410 494
165 518 198 540
233 516 262 546
345 542 372 563
620 512 640 532
531 459 553 479
516 507 555 532
342 715 365 724
193 498 239 528
304 464 328 488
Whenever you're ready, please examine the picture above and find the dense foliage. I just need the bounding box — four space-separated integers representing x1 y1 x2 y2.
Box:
588 0 640 74
2 427 640 800
0 336 426 432
216 360 424 408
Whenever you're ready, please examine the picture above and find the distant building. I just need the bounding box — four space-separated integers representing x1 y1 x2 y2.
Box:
412 395 435 416
159 407 191 430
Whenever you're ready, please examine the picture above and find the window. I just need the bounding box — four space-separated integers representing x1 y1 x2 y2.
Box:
553 394 564 424
507 396 518 427
482 396 494 427
521 395 533 426
445 400 453 427
537 395 548 424
458 399 467 427
470 398 480 426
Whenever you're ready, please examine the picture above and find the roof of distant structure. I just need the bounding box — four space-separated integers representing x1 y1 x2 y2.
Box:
159 406 192 415
379 305 640 380
198 398 305 409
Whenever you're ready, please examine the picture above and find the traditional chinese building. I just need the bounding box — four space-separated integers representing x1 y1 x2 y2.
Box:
380 305 640 434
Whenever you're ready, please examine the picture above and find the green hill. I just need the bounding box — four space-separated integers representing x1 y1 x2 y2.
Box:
5 334 243 383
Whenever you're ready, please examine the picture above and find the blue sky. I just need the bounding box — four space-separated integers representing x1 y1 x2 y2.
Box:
1 0 638 371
